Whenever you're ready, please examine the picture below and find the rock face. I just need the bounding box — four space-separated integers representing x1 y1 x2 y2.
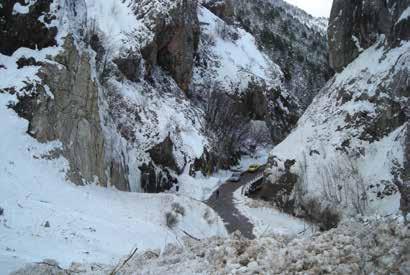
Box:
139 162 175 193
328 0 410 72
405 123 410 182
140 0 200 91
0 0 57 55
27 36 130 191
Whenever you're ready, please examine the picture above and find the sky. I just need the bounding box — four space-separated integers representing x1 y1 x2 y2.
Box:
284 0 333 18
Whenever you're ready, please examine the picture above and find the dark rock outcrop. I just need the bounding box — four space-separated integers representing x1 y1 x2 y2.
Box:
328 0 410 72
0 0 57 55
249 157 298 213
203 0 234 23
243 81 300 144
141 0 200 91
16 57 42 69
190 148 235 176
148 135 180 173
139 162 176 193
113 51 141 82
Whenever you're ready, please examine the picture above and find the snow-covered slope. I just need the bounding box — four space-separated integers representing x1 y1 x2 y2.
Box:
0 0 230 272
0 92 226 273
266 40 409 215
260 0 410 227
193 6 283 93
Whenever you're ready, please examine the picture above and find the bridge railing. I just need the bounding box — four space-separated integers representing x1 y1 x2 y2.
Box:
241 174 264 196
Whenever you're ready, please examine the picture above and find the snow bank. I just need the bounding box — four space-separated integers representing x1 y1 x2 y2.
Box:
233 188 313 237
13 217 409 274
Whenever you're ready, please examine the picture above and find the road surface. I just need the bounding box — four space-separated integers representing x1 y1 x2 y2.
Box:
206 167 264 239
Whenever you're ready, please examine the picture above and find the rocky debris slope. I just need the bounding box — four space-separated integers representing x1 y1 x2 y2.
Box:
12 218 410 274
259 0 410 229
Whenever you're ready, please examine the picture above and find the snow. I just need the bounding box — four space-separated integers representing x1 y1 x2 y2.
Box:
233 188 314 237
266 37 410 216
195 6 283 93
12 1 37 15
178 174 222 202
0 83 226 274
14 216 408 274
397 6 410 23
0 47 59 91
236 147 272 171
333 38 410 96
84 0 142 52
0 4 234 271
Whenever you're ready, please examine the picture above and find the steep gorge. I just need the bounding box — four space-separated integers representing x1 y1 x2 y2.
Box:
0 0 332 193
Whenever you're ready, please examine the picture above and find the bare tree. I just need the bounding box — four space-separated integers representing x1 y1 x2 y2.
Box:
317 156 368 215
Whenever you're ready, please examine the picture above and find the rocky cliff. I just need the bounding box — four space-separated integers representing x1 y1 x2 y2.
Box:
329 0 410 72
260 0 410 228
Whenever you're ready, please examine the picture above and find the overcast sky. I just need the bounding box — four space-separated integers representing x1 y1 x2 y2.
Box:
284 0 333 17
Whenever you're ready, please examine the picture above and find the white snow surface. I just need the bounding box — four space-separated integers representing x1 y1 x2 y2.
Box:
84 0 144 53
12 3 29 15
233 188 313 238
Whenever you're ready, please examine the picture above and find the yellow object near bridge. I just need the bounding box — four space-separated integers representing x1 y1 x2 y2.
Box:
247 164 260 173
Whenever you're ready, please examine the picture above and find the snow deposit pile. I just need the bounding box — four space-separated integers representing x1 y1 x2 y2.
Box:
12 218 410 275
